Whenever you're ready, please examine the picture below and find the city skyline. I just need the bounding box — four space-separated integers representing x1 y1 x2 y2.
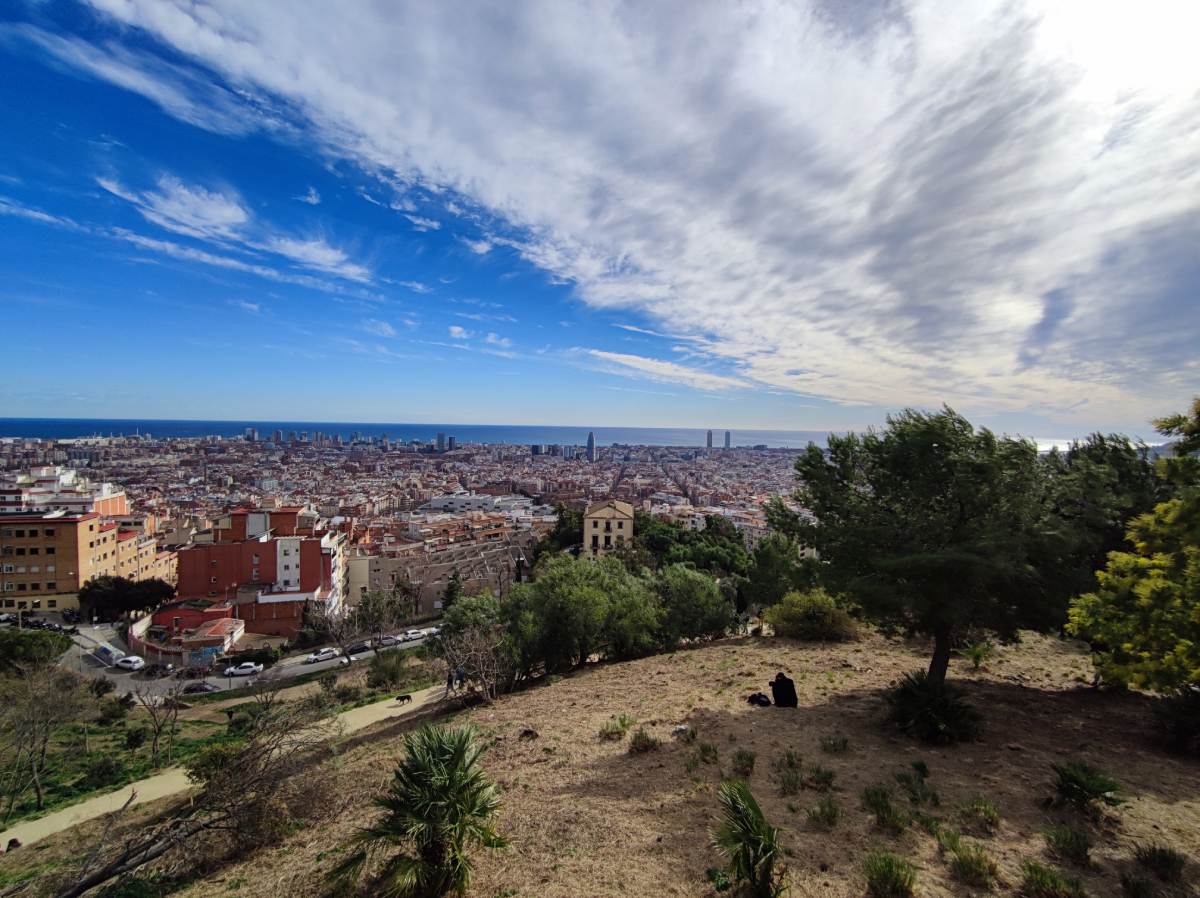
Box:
1 1 1197 439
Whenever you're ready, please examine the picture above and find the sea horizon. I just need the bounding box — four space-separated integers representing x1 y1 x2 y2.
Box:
0 416 1091 452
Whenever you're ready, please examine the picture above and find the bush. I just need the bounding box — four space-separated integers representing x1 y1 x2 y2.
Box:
1051 760 1123 815
895 760 938 805
1134 843 1186 882
366 651 411 689
764 589 857 641
599 713 636 741
710 780 782 898
732 749 756 778
698 742 720 765
628 728 661 754
885 671 983 744
221 645 281 668
124 727 148 752
96 877 167 898
961 640 994 670
1119 871 1155 898
1153 687 1200 756
334 684 365 705
864 850 916 898
705 867 732 892
806 795 840 829
1019 860 1087 898
805 764 835 792
80 754 126 789
949 841 998 888
1045 824 1092 866
98 698 130 727
862 785 907 834
772 751 802 796
961 795 1001 832
317 671 339 694
89 677 116 698
820 733 849 753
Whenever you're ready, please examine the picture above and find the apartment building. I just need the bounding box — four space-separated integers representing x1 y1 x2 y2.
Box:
0 466 128 516
0 509 119 611
583 499 634 556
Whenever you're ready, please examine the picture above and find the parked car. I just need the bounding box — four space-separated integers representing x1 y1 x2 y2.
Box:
143 662 176 678
346 641 373 656
176 666 212 679
115 655 146 671
374 634 399 648
403 629 424 641
304 647 341 664
424 626 442 638
182 681 221 694
222 661 263 677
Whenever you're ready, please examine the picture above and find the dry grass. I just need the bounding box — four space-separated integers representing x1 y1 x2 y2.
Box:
4 631 1197 898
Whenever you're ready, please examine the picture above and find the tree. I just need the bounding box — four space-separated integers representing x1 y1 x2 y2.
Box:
134 685 184 766
439 625 513 702
56 687 336 898
303 600 363 663
441 569 464 613
1068 398 1200 690
794 407 1055 686
441 593 504 636
357 590 408 652
78 576 174 621
328 724 506 898
743 534 813 610
656 563 735 647
0 628 71 673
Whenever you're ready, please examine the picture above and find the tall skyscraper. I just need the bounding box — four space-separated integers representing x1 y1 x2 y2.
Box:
436 432 446 452
447 436 457 450
706 429 713 450
586 431 596 462
724 430 731 450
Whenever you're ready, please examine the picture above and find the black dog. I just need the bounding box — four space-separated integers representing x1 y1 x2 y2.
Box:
395 694 412 705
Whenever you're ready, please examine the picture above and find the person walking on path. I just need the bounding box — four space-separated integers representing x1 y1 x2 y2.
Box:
444 666 456 698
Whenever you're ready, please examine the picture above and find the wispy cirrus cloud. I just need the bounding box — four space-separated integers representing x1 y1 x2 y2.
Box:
295 185 321 205
585 350 747 392
447 325 472 340
31 0 1200 431
362 318 397 337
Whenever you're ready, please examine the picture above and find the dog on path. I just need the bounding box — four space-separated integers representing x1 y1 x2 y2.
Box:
395 693 412 705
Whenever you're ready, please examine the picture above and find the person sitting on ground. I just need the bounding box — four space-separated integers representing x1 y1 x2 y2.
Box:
769 672 798 708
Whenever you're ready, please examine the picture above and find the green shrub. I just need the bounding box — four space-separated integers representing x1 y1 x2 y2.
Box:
124 726 148 752
221 645 281 668
366 651 412 689
80 754 126 789
805 764 835 792
820 733 849 753
732 749 756 778
698 742 720 765
334 684 365 705
764 588 857 641
705 867 732 892
1051 760 1123 815
962 795 1001 832
862 785 907 834
89 677 116 698
885 671 982 744
599 713 636 741
677 726 697 744
318 671 339 694
1119 871 1155 898
863 850 916 898
895 760 938 806
961 640 994 670
710 780 782 898
1134 843 1186 882
806 795 840 829
1019 860 1087 898
1045 824 1092 866
96 876 166 898
772 751 803 796
97 699 130 727
949 841 998 889
1153 687 1200 756
628 728 661 754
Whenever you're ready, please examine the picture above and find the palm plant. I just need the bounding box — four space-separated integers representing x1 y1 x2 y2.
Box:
710 780 783 898
328 724 506 898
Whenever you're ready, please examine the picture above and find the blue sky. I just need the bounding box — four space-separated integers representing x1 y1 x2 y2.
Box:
1 1 1197 441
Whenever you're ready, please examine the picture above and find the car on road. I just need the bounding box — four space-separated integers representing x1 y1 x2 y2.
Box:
346 641 373 656
373 634 399 648
115 655 146 671
143 662 176 678
304 647 341 664
176 666 212 679
182 681 221 694
222 661 264 677
424 626 441 638
403 629 423 641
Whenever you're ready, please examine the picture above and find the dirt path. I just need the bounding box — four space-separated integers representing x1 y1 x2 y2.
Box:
0 684 446 849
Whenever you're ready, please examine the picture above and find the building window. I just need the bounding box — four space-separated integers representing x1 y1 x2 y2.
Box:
29 548 38 555
592 520 598 528
47 564 54 572
46 581 56 590
26 529 37 537
618 521 624 529
45 547 54 555
591 535 599 547
0 529 11 538
44 529 54 537
47 599 56 608
15 548 24 556
17 584 26 591
30 583 40 591
14 530 24 538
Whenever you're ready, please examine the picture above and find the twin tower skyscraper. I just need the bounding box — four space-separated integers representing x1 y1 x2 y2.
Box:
706 430 733 450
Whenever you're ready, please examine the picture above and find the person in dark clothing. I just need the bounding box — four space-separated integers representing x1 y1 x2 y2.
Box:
769 672 798 708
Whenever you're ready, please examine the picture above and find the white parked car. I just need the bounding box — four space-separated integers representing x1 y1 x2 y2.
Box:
403 629 424 641
115 655 145 671
424 626 442 637
223 661 264 677
304 647 341 664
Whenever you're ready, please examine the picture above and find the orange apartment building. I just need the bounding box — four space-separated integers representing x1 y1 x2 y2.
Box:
0 510 119 611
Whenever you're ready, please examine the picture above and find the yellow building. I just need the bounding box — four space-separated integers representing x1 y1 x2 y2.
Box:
582 499 634 557
0 510 118 612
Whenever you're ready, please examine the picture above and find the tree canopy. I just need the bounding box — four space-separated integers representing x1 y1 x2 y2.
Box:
78 575 175 621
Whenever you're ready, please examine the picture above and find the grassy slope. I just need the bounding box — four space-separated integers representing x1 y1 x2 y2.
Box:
4 632 1197 897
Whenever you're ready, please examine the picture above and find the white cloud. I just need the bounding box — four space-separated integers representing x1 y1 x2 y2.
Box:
295 185 321 204
362 318 397 337
397 279 431 294
586 350 747 392
448 325 472 340
264 235 370 282
232 299 260 313
485 332 512 348
98 174 248 240
404 214 440 232
460 236 492 255
69 0 1200 430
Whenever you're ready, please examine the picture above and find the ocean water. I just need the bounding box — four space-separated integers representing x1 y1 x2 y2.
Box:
0 418 838 449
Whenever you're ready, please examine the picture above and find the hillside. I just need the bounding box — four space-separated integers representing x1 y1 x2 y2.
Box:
4 631 1197 897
